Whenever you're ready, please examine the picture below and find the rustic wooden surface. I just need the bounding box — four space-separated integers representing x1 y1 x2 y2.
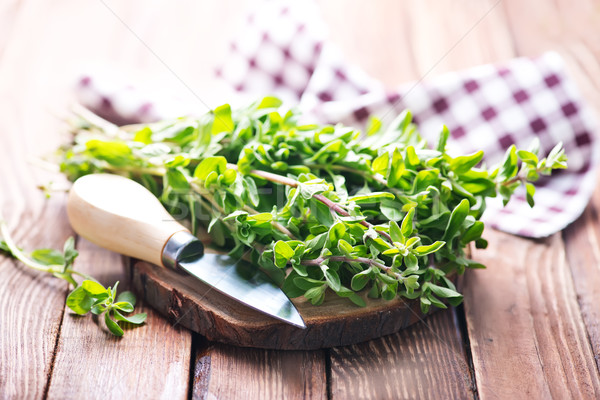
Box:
1 0 600 399
131 261 452 350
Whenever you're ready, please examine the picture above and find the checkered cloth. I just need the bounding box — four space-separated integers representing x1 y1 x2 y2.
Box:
76 1 598 238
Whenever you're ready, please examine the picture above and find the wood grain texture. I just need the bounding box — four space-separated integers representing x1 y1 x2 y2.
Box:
464 229 600 399
46 239 192 399
2 0 600 398
191 339 327 400
564 181 600 373
131 260 454 350
0 99 73 399
329 308 475 400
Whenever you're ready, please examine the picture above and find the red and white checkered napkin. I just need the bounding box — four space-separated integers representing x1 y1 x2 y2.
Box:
77 2 598 238
213 3 599 238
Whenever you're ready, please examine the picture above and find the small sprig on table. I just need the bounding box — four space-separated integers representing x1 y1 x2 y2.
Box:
59 97 566 314
0 215 147 336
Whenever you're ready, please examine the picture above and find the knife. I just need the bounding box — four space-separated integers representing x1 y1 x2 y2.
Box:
66 173 306 328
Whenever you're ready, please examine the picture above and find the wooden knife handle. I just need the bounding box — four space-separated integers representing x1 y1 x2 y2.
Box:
67 174 189 267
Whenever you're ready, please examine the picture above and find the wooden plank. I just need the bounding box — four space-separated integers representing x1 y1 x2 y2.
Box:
329 309 475 399
0 97 73 398
46 239 192 399
501 0 600 383
464 229 600 398
191 339 327 399
564 199 600 373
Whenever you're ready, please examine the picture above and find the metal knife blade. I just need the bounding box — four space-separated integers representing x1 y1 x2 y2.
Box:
162 231 306 328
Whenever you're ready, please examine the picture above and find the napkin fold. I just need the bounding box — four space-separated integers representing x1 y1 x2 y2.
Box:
76 1 598 238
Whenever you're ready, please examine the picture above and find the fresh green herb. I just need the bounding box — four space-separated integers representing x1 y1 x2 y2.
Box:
0 212 146 336
58 98 567 313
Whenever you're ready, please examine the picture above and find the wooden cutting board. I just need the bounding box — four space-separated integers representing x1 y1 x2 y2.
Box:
130 261 458 350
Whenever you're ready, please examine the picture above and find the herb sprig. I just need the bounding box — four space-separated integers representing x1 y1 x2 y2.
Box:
0 212 147 336
59 97 567 314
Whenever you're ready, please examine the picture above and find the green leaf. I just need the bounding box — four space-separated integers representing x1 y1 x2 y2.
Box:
380 199 404 221
450 151 484 174
0 240 10 254
427 293 448 309
461 221 484 244
113 310 147 325
414 241 445 256
401 207 415 238
389 220 404 243
517 150 539 166
116 291 137 307
322 266 341 292
85 139 133 167
337 239 353 255
165 155 190 168
405 146 419 168
66 286 94 315
242 177 259 208
274 241 294 268
387 149 405 187
194 156 227 180
62 237 78 267
212 104 234 134
257 96 283 109
443 199 470 241
436 125 450 153
294 277 325 290
113 302 134 313
348 293 366 307
82 280 107 296
404 253 418 269
525 183 535 207
105 312 124 337
348 192 395 204
499 145 518 179
298 181 330 199
382 248 399 256
166 168 190 191
420 296 431 314
134 126 153 144
351 269 372 291
404 275 420 291
366 116 382 136
328 221 346 243
31 249 64 266
428 284 463 303
372 152 389 176
304 285 327 306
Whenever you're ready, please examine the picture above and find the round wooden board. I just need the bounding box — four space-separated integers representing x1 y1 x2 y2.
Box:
130 261 459 350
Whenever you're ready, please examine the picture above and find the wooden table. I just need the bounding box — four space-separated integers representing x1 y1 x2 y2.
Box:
1 1 600 398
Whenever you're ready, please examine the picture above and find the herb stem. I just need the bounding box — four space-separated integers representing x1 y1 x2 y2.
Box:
308 164 388 186
70 270 97 282
233 166 394 243
0 216 60 273
242 205 296 239
301 255 390 272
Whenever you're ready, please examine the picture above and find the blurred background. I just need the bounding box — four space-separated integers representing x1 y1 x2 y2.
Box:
2 0 599 155
1 0 599 205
